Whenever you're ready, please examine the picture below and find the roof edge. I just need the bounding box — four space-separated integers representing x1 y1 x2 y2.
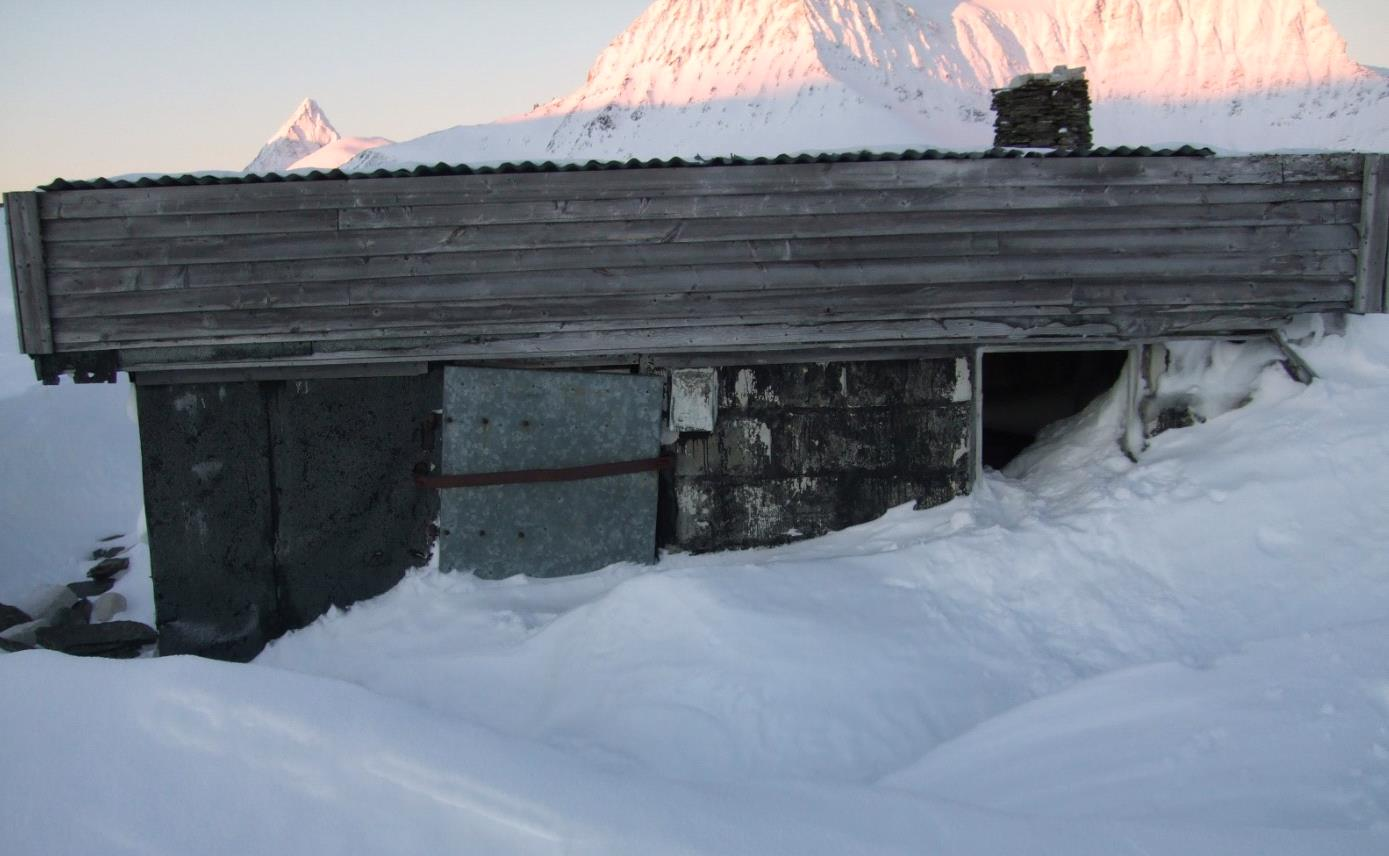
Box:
39 146 1215 192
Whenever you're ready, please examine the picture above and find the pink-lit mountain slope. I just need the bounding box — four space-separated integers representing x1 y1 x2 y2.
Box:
348 0 1388 170
244 98 391 173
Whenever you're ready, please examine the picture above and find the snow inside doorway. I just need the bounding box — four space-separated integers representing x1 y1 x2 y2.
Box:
979 348 1129 471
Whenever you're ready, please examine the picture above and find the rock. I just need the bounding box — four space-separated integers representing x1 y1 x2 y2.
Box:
35 621 158 658
53 599 92 628
87 557 131 581
98 533 124 543
28 585 80 622
0 637 34 653
0 619 44 647
0 602 33 634
90 546 126 560
67 579 115 598
1151 406 1203 437
90 592 128 623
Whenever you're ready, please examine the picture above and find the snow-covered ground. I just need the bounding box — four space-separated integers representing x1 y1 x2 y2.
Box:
3 207 1389 852
0 208 150 621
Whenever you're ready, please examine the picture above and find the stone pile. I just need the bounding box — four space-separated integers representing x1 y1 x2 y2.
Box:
0 536 157 658
992 65 1092 152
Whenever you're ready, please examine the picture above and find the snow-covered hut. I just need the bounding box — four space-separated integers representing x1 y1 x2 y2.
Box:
6 147 1385 658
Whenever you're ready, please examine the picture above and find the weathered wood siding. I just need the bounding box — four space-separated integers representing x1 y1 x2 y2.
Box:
3 192 55 354
9 153 1385 372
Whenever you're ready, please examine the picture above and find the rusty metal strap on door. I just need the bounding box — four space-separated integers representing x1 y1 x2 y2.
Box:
416 456 673 489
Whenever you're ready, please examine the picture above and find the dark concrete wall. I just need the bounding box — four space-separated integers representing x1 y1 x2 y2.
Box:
137 372 439 661
268 376 440 629
667 358 973 553
137 383 280 661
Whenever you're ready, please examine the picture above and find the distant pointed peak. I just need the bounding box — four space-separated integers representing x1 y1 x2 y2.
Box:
266 97 340 147
245 97 342 173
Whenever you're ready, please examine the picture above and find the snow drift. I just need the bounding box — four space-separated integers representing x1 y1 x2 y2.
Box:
3 291 1389 851
350 0 1389 171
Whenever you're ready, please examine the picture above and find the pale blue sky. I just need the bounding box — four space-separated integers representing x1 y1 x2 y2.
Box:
0 0 1385 191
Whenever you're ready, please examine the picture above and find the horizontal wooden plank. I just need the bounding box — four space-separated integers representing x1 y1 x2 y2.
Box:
45 184 1362 242
51 276 1353 327
106 327 1249 373
51 306 1103 348
121 343 982 373
1067 280 1353 307
37 156 1364 221
43 209 340 242
132 362 429 385
297 306 1338 352
282 310 1316 358
299 310 1313 356
58 278 1079 323
41 187 1278 241
70 303 1332 360
50 274 1353 348
1279 153 1367 183
45 227 1359 318
47 246 1357 322
330 184 1358 231
47 201 1363 295
43 185 1362 271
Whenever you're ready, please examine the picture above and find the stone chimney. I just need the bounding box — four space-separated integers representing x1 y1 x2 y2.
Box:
991 66 1092 152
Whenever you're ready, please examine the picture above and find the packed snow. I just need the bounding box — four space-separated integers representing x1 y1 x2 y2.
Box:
347 0 1389 172
3 198 1389 849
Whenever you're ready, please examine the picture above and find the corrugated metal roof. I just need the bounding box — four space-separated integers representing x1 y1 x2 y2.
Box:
39 145 1214 192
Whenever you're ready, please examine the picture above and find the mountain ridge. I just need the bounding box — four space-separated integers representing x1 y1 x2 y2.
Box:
337 0 1388 171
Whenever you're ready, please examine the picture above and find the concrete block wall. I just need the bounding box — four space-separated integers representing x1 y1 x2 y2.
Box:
667 358 973 552
137 372 439 661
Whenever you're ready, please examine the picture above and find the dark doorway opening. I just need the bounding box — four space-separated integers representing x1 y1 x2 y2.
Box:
980 350 1129 470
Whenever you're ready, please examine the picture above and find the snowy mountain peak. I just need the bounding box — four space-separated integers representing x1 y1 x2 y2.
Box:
244 98 343 174
268 97 340 147
532 0 983 117
545 0 829 112
348 0 1389 172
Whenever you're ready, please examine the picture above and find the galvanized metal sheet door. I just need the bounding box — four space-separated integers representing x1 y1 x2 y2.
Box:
439 367 664 579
